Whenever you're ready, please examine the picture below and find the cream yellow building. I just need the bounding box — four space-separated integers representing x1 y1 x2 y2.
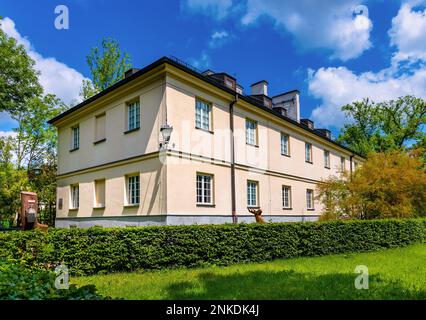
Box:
49 57 363 228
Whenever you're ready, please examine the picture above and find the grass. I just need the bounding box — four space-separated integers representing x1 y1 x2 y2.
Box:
73 244 426 300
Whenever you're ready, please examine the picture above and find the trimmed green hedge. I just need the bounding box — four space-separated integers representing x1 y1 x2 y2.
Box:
0 219 425 276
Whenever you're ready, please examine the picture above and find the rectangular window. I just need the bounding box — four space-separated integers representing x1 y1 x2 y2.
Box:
340 156 346 172
196 173 213 205
247 180 258 207
281 133 290 156
324 150 330 168
127 101 140 131
306 189 314 210
95 113 106 142
70 184 79 209
71 126 80 150
246 119 257 146
282 186 292 209
94 179 106 208
305 142 312 163
127 175 140 205
195 99 211 131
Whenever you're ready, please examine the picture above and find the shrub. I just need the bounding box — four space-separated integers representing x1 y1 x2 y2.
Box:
0 260 106 300
0 218 425 276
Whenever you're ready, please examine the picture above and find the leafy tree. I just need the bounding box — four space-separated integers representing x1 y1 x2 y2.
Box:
0 137 30 222
317 150 426 220
80 37 131 100
10 94 65 169
337 96 426 157
0 19 42 113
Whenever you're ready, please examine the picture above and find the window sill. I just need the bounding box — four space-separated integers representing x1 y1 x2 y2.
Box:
124 204 140 208
69 147 79 153
195 127 214 134
94 138 106 145
69 208 78 211
196 203 215 207
124 127 140 134
247 206 260 209
305 160 313 164
246 143 259 148
281 153 291 157
307 208 315 211
324 166 330 169
93 206 105 209
282 207 293 210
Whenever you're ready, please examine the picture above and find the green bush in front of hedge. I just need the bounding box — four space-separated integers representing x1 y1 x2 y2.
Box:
0 218 425 276
0 260 107 300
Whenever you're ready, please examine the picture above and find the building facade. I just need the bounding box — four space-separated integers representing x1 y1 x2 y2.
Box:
49 57 363 228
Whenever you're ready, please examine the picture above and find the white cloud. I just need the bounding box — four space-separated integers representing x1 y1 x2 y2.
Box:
308 65 426 127
209 30 231 48
241 0 372 61
185 0 232 19
188 51 212 70
389 3 426 63
186 0 373 61
0 131 17 138
0 17 87 104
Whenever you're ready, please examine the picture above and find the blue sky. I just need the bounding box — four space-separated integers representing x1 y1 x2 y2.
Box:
1 0 425 136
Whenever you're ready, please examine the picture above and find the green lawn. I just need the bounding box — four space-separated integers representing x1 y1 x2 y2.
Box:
73 244 426 300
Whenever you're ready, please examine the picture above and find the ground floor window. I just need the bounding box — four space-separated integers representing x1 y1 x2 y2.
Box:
247 180 259 207
71 184 79 209
306 189 314 210
94 179 106 208
127 175 140 205
196 173 213 204
282 185 292 209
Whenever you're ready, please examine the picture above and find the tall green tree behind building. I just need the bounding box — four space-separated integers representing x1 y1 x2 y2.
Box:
0 19 42 113
80 37 132 100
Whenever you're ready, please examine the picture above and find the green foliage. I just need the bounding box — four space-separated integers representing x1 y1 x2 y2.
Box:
317 151 426 220
337 96 426 158
80 37 132 100
0 19 42 113
0 219 424 276
0 259 106 300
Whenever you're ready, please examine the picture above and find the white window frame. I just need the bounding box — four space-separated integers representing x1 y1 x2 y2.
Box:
196 173 214 205
246 119 258 146
127 101 140 131
324 150 330 168
281 133 290 156
305 142 312 163
195 99 211 131
247 180 259 207
70 184 79 209
71 126 80 150
127 174 140 205
306 189 314 210
340 156 346 172
282 185 292 209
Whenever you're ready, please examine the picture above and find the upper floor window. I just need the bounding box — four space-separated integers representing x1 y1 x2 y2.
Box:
281 133 290 156
305 142 312 163
127 174 140 205
306 189 314 210
95 113 106 142
246 119 258 146
247 180 259 207
127 101 140 131
70 184 79 209
324 150 330 168
71 126 80 150
196 173 213 205
282 185 292 209
340 156 346 172
195 99 211 131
